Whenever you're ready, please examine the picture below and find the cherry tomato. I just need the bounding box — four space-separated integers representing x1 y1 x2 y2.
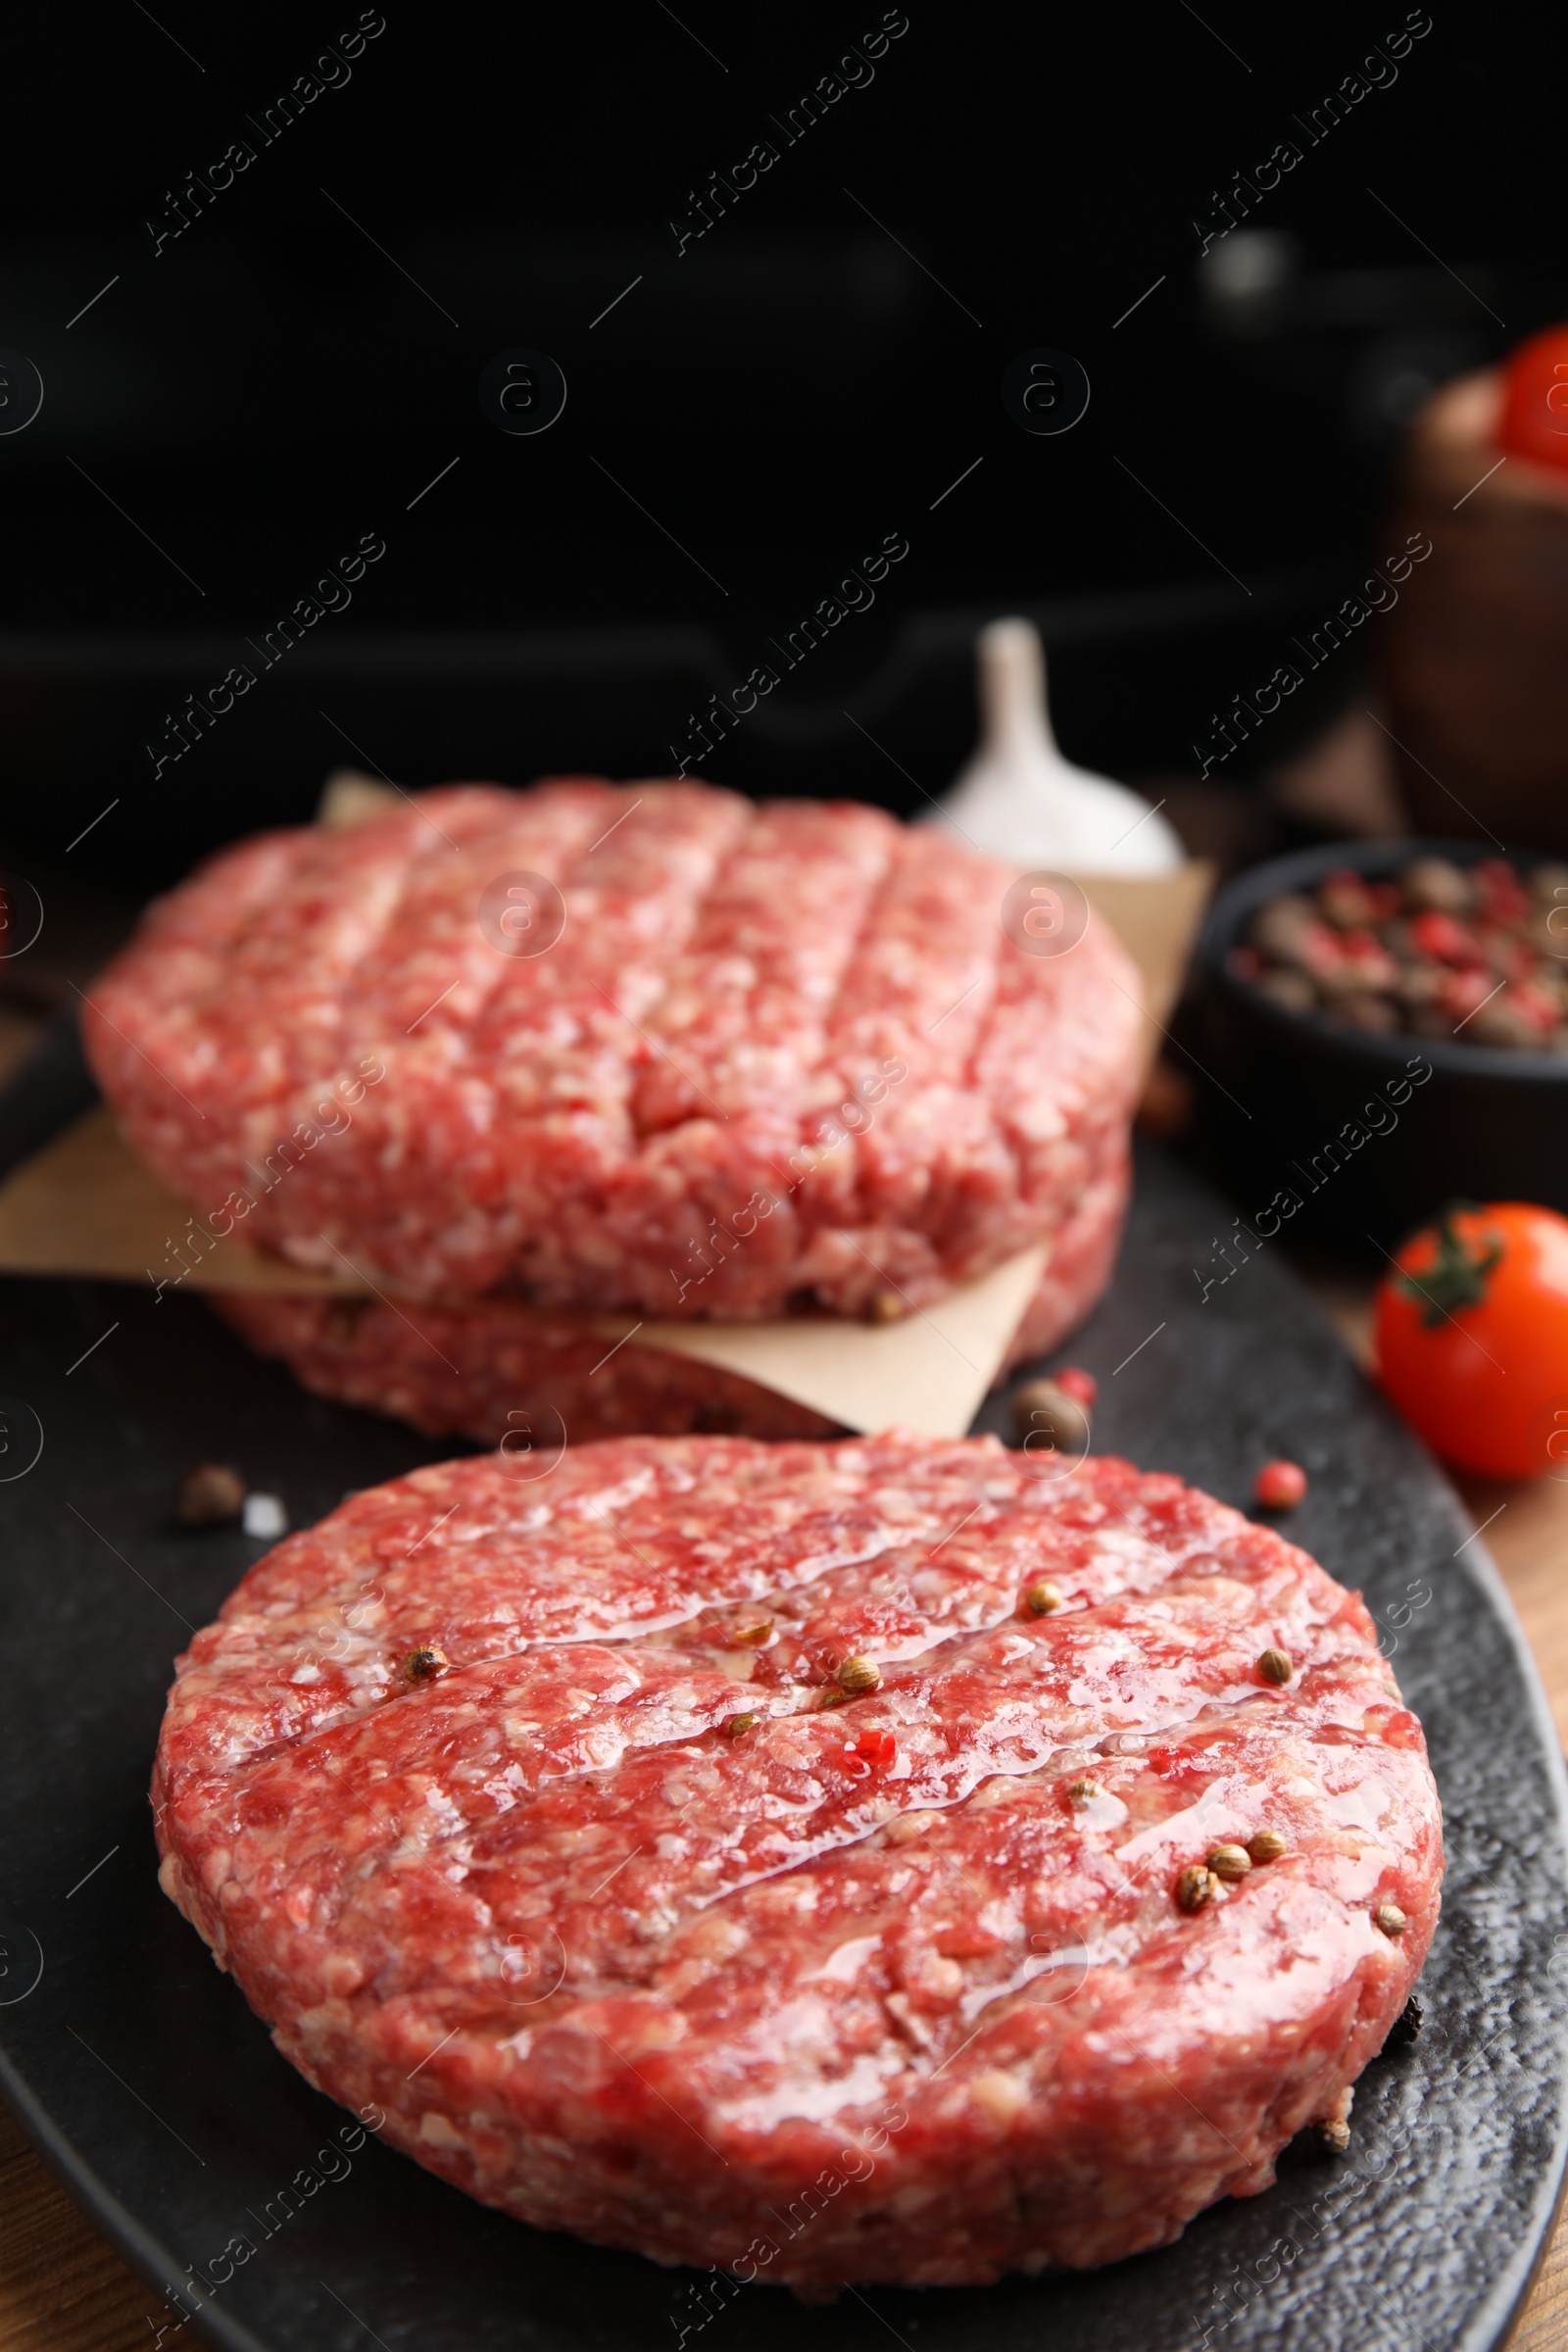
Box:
1254 1459 1307 1510
1054 1365 1099 1409
1497 326 1568 472
1373 1201 1568 1478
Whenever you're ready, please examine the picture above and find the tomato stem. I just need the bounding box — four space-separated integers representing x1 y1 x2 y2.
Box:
1395 1205 1503 1327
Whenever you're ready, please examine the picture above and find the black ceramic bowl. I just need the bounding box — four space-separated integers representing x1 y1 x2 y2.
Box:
1195 837 1568 1251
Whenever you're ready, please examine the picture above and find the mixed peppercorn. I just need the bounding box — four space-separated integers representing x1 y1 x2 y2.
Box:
1230 855 1568 1049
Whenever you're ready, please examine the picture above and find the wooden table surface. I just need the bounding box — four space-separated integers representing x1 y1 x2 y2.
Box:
3 1273 1568 2350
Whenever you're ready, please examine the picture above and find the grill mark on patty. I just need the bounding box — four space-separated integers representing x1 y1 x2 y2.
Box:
628 800 896 1140
168 1441 1261 1692
190 1534 1356 1783
549 784 753 1133
87 783 1145 1317
164 1458 1384 2004
219 1668 1407 2044
369 784 613 1053
169 1452 1313 1769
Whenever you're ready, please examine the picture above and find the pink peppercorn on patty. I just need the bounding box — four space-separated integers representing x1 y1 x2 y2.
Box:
153 1433 1441 2291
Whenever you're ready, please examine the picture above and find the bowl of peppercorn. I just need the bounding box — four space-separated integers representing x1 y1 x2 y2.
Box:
1195 837 1568 1250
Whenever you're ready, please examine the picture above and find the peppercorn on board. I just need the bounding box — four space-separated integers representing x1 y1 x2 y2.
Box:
0 1125 1563 2352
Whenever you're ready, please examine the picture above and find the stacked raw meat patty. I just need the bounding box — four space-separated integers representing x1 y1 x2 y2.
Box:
83 779 1144 1439
153 1432 1442 2290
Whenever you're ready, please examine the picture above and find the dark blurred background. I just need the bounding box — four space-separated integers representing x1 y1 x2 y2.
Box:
0 0 1549 936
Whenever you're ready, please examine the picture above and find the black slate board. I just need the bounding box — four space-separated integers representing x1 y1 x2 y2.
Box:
2 1124 1567 2352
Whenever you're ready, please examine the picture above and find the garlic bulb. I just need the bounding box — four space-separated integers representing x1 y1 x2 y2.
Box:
927 617 1183 875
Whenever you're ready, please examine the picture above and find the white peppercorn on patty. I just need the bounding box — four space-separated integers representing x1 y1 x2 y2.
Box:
82 778 1143 1321
153 1432 1441 2291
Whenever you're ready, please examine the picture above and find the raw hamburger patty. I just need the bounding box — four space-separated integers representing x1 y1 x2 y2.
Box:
84 780 1144 1320
210 1144 1127 1444
154 1433 1441 2291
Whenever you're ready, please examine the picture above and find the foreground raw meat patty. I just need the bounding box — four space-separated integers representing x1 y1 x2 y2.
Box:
154 1434 1441 2291
83 780 1144 1321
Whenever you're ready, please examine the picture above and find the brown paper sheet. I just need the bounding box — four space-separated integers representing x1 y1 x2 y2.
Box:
0 1107 358 1295
1077 863 1214 1059
621 1245 1048 1437
0 783 1211 1437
